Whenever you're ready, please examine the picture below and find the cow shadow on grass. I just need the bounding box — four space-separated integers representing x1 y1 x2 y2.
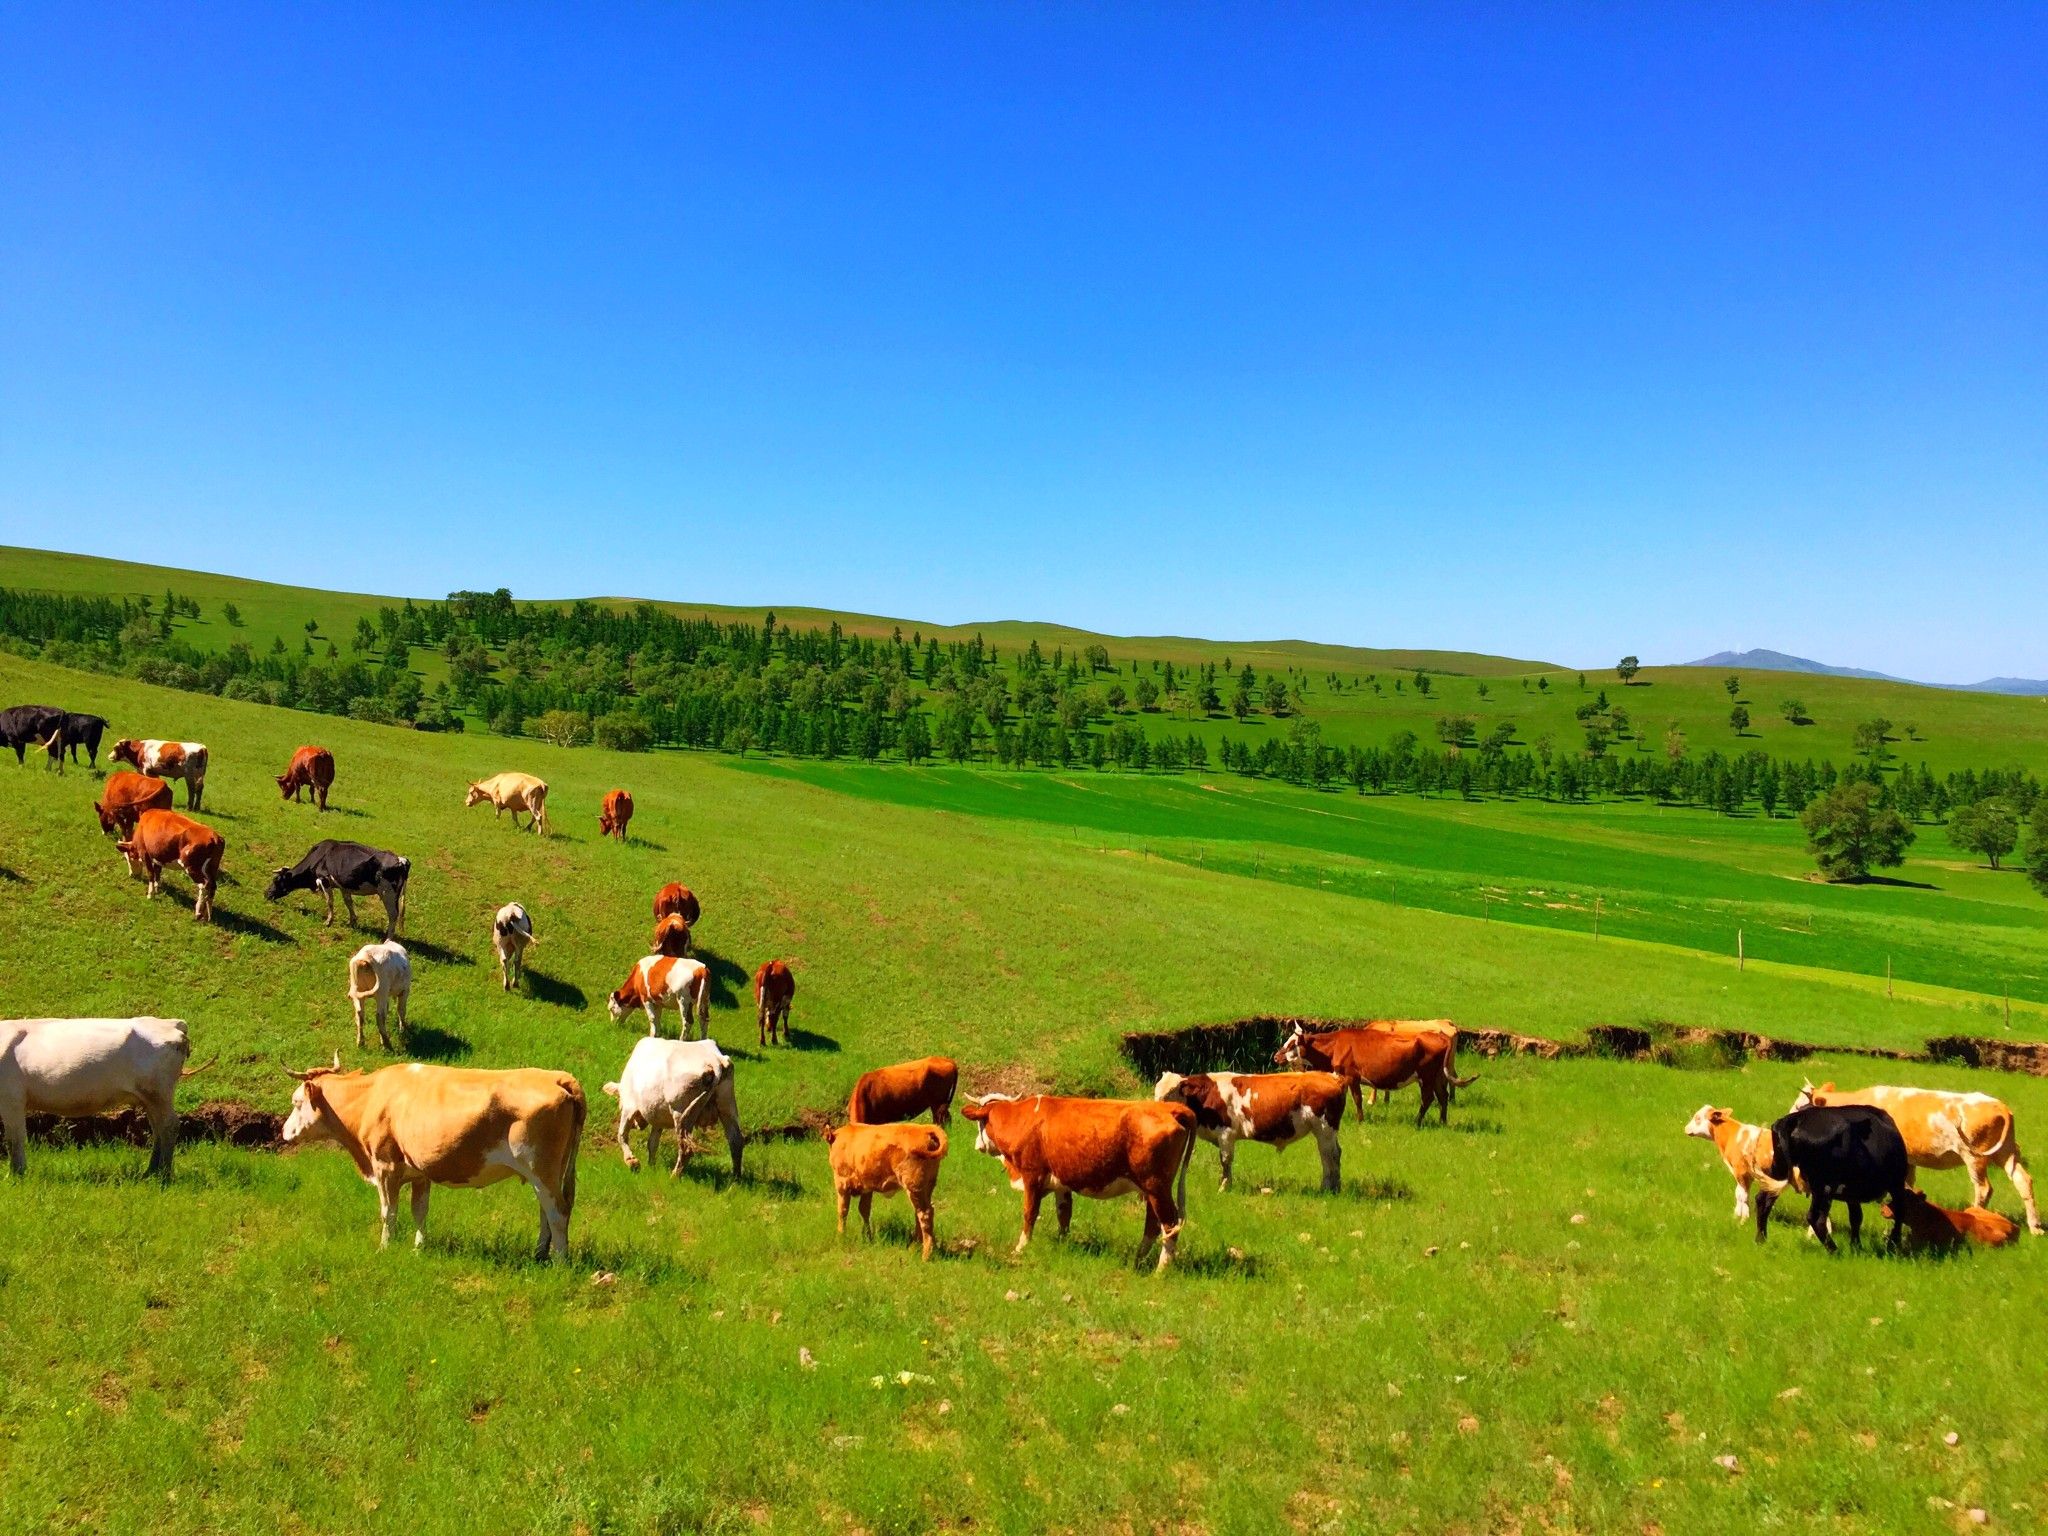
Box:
0 866 22 884
678 1160 807 1201
785 1026 839 1053
402 937 477 968
213 908 295 945
627 837 668 853
1050 1228 1265 1278
699 952 751 1010
397 1024 471 1061
1347 1175 1414 1202
436 1230 700 1286
522 969 587 1009
866 1214 976 1261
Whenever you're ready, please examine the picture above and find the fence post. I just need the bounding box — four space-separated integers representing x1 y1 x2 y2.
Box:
1887 956 1893 1001
1593 895 1602 941
1738 928 1744 972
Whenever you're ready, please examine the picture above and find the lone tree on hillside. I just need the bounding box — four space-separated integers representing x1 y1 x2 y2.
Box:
1729 704 1751 736
2028 801 2048 898
1852 718 1893 766
1949 798 2019 870
1723 674 1741 700
1616 656 1640 686
1781 698 1810 725
1800 782 1914 881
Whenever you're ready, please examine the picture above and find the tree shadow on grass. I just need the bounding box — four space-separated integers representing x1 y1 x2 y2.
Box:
1843 874 1940 891
522 969 587 1009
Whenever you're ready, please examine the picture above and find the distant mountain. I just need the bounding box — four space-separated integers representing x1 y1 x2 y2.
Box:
1682 649 2048 696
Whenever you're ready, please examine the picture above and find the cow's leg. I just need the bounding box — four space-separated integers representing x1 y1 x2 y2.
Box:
758 1002 768 1048
835 1187 850 1236
1846 1199 1865 1251
1216 1132 1236 1193
341 890 359 928
644 1115 663 1172
1135 1203 1162 1270
410 1182 431 1249
1350 1080 1365 1120
1964 1154 1994 1211
1315 1123 1342 1194
914 1195 935 1260
644 1001 660 1037
1809 1192 1839 1254
393 986 409 1043
618 1109 640 1170
716 1084 744 1179
375 1171 403 1248
142 1092 177 1181
375 994 394 1052
1753 1188 1777 1243
527 1179 567 1261
1733 1176 1750 1223
668 1106 691 1177
1 1091 27 1175
352 995 367 1049
380 884 399 941
1054 1189 1074 1238
859 1192 875 1238
1016 1180 1044 1254
320 886 336 926
2000 1151 2042 1234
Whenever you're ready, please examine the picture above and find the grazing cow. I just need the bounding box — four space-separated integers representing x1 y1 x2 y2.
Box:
601 1036 743 1178
1684 1105 1792 1222
492 903 535 991
464 772 548 834
1154 1070 1347 1197
608 955 711 1038
1793 1080 2041 1234
651 914 693 957
653 883 701 927
848 1056 958 1127
39 712 109 773
961 1094 1197 1271
1882 1188 2022 1253
346 942 412 1050
115 809 223 922
0 1017 204 1179
599 788 633 842
826 1122 947 1260
1356 1019 1465 1105
755 959 796 1047
264 840 410 939
276 746 336 811
93 773 173 837
1754 1104 1910 1252
1273 1022 1475 1127
0 704 65 765
281 1059 585 1259
108 739 208 810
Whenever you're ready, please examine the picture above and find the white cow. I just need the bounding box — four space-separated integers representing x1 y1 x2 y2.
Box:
602 1036 743 1178
346 942 412 1050
492 902 535 992
0 1017 201 1179
464 772 549 835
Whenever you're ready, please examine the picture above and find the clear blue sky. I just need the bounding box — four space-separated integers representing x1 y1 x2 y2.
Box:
3 5 2043 680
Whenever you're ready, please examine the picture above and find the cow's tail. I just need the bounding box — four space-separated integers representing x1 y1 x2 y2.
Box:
346 956 378 1001
560 1076 586 1222
179 1053 220 1080
1173 1107 1199 1218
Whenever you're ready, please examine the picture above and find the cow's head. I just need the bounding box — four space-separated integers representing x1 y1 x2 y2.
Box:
1789 1080 1835 1113
464 783 488 808
110 739 143 768
1273 1025 1308 1066
93 798 118 835
1152 1072 1184 1103
607 987 633 1022
1881 1187 1936 1227
263 867 297 903
280 1054 344 1145
1684 1105 1730 1140
275 771 296 797
959 1094 1016 1156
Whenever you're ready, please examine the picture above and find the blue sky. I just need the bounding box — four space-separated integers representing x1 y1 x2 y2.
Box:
2 5 2043 679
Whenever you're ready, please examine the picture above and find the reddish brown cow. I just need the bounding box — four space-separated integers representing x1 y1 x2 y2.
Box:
754 959 796 1047
599 789 634 842
276 746 335 811
93 773 174 837
849 1056 958 1127
826 1122 947 1260
114 808 224 922
1883 1188 2022 1252
963 1094 1197 1271
1274 1022 1475 1126
651 914 693 957
653 883 701 926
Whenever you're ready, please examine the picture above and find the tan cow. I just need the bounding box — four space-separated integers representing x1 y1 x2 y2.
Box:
109 739 208 810
281 1059 585 1260
961 1094 1197 1271
114 808 224 922
1793 1080 2041 1234
848 1056 958 1126
1684 1105 1791 1222
1154 1070 1347 1196
826 1122 947 1260
607 954 711 1038
464 772 548 835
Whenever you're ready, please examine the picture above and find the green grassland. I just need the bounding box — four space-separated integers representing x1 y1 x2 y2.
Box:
3 652 2048 1530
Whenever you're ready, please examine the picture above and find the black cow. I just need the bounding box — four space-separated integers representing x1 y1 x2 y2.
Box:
0 705 65 765
43 713 108 771
1754 1104 1910 1253
264 840 411 939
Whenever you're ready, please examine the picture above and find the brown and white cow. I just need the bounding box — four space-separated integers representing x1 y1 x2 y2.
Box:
1793 1080 2041 1234
651 914 693 957
114 808 223 922
1154 1070 1347 1196
1274 1022 1474 1126
653 883 701 926
110 739 208 810
961 1094 1197 1271
754 959 795 1047
1684 1105 1791 1223
464 772 548 835
1882 1188 2022 1252
281 1058 585 1260
826 1122 947 1260
599 788 633 842
277 745 335 811
608 954 711 1038
93 772 173 838
848 1056 958 1127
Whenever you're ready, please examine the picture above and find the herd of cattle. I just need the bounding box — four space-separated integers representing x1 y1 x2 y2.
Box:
3 698 2044 1270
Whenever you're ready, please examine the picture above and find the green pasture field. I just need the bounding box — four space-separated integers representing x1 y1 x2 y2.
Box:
10 544 2048 777
3 653 2048 1531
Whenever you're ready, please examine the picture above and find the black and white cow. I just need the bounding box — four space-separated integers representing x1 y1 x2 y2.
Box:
0 704 65 765
1754 1104 1910 1253
264 840 411 939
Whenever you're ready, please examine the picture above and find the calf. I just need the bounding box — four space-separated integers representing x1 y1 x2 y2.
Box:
93 772 173 837
848 1056 958 1127
1274 1022 1475 1127
1883 1188 2022 1253
651 914 693 957
40 712 108 773
1684 1105 1791 1222
346 942 412 1050
493 903 535 991
608 955 711 1038
465 772 548 834
115 808 223 922
0 704 64 765
264 840 410 939
1154 1070 1346 1197
1794 1080 2041 1234
653 883 701 926
0 1017 200 1179
601 1036 743 1178
277 745 336 811
754 959 795 1046
599 788 633 841
961 1094 1197 1271
1754 1104 1910 1252
282 1060 585 1260
826 1123 947 1259
109 739 208 810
